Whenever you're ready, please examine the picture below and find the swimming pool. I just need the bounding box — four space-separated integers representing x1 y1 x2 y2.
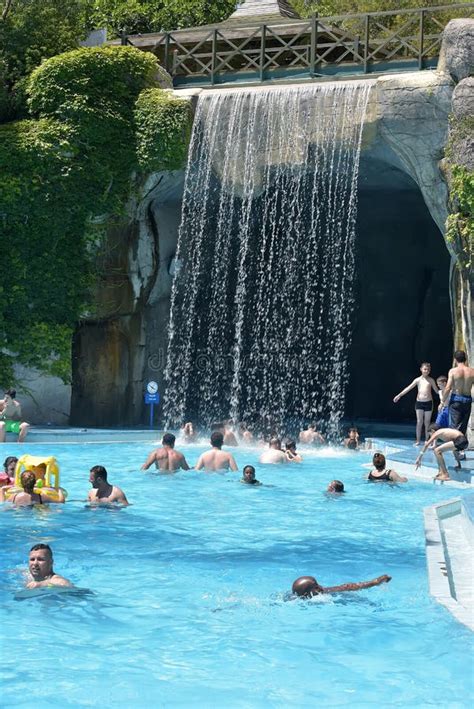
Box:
1 441 473 707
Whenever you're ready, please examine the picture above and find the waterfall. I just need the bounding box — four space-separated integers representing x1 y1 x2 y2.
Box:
164 80 373 437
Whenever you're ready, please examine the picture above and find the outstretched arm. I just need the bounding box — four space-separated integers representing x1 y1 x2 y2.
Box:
388 470 407 483
415 433 438 468
393 379 418 403
324 575 391 593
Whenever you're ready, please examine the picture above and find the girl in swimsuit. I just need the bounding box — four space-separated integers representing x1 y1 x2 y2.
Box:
368 453 407 483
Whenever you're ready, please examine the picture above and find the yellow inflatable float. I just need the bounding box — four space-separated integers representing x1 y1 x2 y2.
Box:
4 455 67 502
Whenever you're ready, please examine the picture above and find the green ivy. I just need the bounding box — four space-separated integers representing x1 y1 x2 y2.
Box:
135 89 192 172
0 45 191 388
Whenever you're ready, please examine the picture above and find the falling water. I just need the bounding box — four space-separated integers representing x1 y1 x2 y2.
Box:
164 80 373 437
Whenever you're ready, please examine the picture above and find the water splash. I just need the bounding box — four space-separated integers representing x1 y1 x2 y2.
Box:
164 81 373 437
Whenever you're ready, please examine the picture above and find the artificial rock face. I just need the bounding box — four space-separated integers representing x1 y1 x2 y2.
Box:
438 18 474 83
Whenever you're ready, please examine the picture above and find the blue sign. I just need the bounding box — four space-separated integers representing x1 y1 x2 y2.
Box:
145 392 160 404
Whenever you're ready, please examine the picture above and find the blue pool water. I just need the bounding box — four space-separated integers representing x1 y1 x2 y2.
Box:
1 441 473 707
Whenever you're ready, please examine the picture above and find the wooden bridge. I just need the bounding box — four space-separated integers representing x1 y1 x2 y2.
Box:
119 3 474 87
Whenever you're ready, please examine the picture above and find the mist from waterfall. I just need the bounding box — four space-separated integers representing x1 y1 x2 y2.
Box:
164 80 373 437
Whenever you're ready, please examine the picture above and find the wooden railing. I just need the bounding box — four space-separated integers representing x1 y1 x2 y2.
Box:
129 4 473 85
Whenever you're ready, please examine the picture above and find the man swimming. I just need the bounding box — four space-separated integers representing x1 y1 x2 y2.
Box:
26 544 72 588
415 424 469 481
141 433 190 472
88 465 129 505
195 431 238 472
292 574 391 597
327 480 345 493
259 438 287 464
443 350 474 437
240 465 261 485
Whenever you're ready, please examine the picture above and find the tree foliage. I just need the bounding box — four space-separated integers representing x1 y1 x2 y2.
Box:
0 46 191 387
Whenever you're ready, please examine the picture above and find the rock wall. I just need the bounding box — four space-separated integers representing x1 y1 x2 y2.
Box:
67 19 472 427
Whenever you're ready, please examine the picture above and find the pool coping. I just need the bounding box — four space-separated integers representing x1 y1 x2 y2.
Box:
423 497 474 632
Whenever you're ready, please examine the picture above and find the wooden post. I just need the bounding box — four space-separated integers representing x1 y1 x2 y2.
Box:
310 14 318 77
211 28 218 85
418 9 425 70
260 24 266 82
363 14 370 73
164 33 171 74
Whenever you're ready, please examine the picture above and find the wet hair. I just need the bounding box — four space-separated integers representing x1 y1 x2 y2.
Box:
428 423 440 434
5 388 16 398
420 362 431 369
372 453 386 471
21 470 36 494
292 576 321 597
330 480 344 493
454 350 466 363
90 465 107 481
270 437 281 448
285 440 296 450
243 465 255 476
210 431 224 448
349 427 358 433
436 375 447 383
211 422 225 432
30 543 52 558
162 432 176 447
3 456 18 472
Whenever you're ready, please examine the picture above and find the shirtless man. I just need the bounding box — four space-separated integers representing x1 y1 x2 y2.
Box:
343 427 359 450
259 438 287 464
141 433 190 472
443 350 474 437
299 423 325 446
0 388 29 443
393 363 439 445
292 574 391 598
26 544 72 588
88 465 129 505
195 431 238 472
415 424 469 481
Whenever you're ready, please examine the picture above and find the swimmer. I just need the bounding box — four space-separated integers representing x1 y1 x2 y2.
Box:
343 428 359 450
0 455 17 486
181 422 197 444
368 453 407 483
26 544 72 588
327 480 345 493
285 440 302 462
88 465 129 505
195 431 238 472
292 574 391 597
238 423 254 443
415 424 469 481
299 423 325 446
259 438 287 464
0 470 65 505
393 363 439 445
240 465 261 485
141 433 190 472
223 421 239 447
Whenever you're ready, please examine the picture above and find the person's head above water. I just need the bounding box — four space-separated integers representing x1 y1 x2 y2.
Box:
29 543 54 580
210 430 224 449
21 470 36 494
269 437 281 450
162 432 176 448
89 465 107 487
285 440 297 451
327 480 344 493
292 576 323 597
242 465 256 482
3 456 18 475
372 453 386 471
454 350 466 363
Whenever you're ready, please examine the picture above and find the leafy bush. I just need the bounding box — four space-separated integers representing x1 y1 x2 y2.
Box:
135 89 192 172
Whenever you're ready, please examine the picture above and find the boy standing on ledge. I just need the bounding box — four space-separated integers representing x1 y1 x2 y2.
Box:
393 363 439 446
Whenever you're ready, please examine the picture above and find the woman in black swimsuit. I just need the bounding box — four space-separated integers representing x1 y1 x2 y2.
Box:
368 453 407 483
0 470 44 505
